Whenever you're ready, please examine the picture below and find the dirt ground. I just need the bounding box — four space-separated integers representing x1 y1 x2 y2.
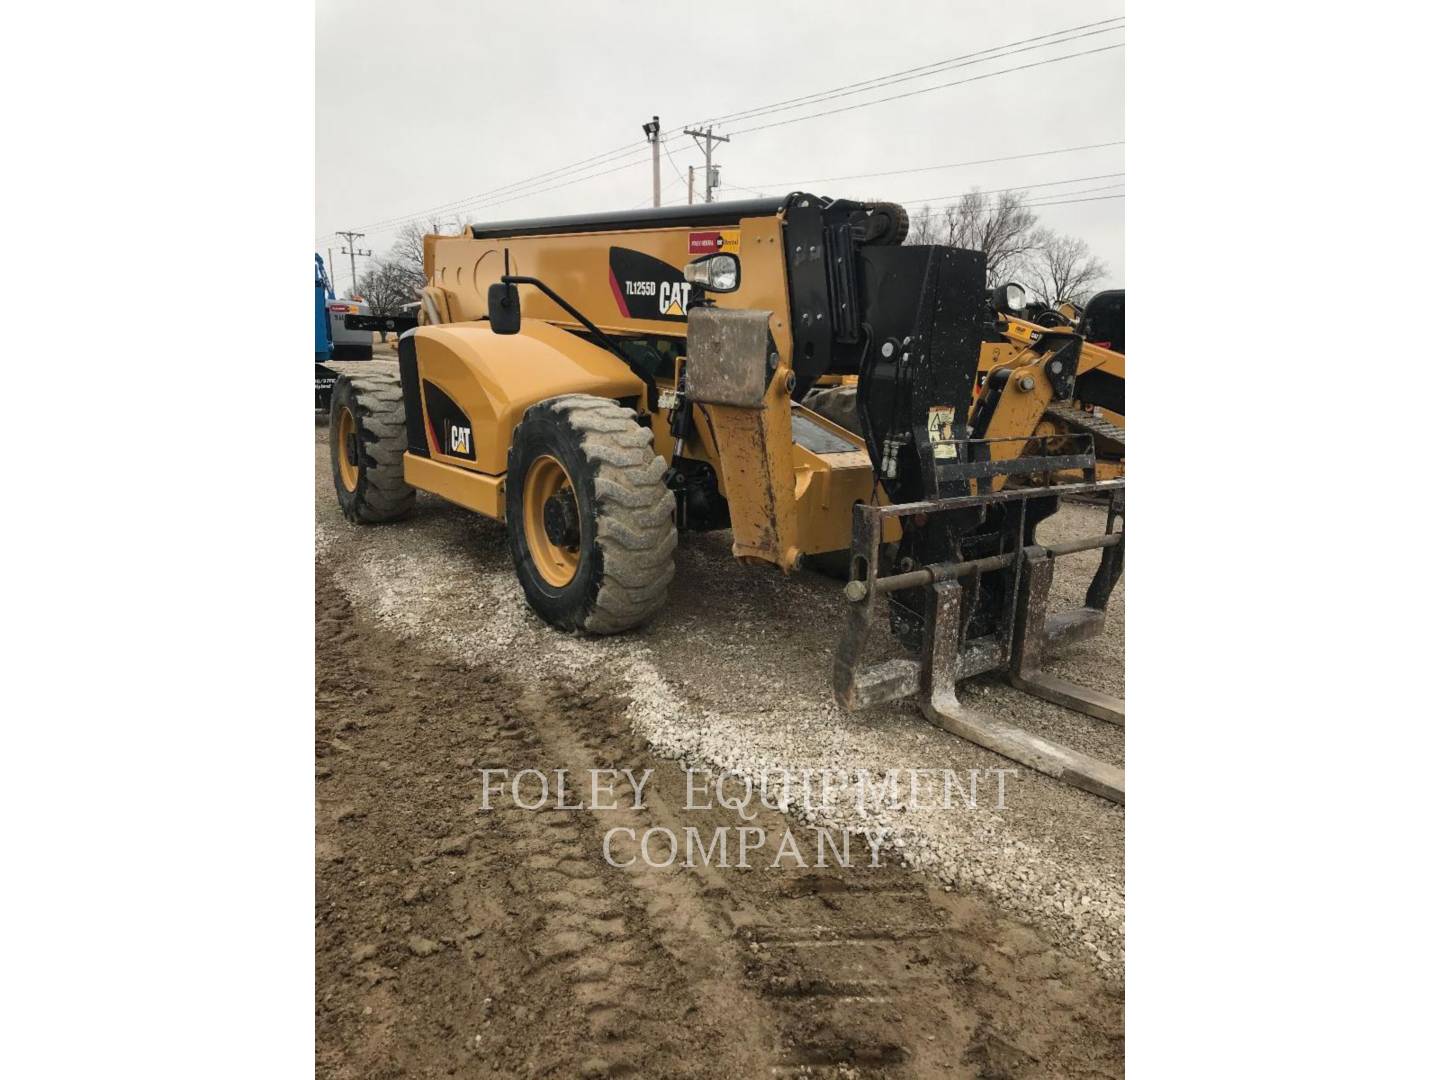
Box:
317 422 1124 1077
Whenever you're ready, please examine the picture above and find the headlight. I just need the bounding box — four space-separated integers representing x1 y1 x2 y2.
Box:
684 253 740 293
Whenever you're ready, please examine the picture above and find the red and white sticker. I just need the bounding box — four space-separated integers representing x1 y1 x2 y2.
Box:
688 229 738 255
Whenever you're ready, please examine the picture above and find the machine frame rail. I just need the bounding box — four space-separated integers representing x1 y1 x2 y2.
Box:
343 313 420 335
834 473 1125 803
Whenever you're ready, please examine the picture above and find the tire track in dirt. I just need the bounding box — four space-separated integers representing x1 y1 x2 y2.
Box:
318 569 773 1078
318 564 1123 1076
489 683 776 1074
556 674 1124 1078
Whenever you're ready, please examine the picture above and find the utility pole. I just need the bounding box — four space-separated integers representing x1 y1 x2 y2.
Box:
642 116 661 208
335 230 371 298
687 165 695 205
683 125 730 203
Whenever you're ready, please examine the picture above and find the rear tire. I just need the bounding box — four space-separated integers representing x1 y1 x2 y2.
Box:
330 369 415 524
506 395 676 634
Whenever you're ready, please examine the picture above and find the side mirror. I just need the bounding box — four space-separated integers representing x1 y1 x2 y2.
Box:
488 281 521 334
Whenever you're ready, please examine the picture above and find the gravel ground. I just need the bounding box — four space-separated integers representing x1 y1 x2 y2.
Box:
316 428 1124 976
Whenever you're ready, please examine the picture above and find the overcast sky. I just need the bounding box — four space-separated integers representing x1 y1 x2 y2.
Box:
317 0 1123 295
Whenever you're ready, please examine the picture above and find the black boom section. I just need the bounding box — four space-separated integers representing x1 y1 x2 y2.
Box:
783 200 835 388
470 197 791 240
778 194 873 393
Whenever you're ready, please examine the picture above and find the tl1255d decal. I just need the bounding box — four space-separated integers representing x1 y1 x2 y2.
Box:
608 247 690 322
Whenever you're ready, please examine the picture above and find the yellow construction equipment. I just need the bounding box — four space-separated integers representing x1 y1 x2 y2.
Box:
980 287 1125 483
328 195 1125 801
807 284 1125 482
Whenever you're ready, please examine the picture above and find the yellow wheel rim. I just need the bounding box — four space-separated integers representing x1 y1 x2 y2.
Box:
522 455 580 588
337 406 359 493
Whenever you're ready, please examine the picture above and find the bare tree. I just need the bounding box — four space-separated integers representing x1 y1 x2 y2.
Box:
1022 229 1108 307
356 258 417 320
905 204 943 246
904 189 1039 285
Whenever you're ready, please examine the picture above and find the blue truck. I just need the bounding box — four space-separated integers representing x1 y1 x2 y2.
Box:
315 254 374 411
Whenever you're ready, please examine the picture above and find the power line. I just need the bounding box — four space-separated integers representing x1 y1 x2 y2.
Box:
355 138 697 244
737 168 1122 205
352 143 653 236
719 179 768 197
352 143 1123 248
906 189 1127 215
649 172 1125 213
660 137 690 185
878 174 1125 206
682 17 1122 130
630 172 689 209
358 154 658 244
326 138 653 240
682 19 1124 133
367 139 648 227
728 43 1124 136
1037 181 1124 196
447 135 698 224
1027 191 1124 206
1014 182 1125 204
744 140 1123 190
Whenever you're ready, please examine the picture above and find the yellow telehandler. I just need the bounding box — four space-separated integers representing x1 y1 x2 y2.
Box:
328 194 1125 801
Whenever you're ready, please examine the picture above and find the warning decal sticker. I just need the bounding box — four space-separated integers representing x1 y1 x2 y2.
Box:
687 229 739 255
928 406 957 460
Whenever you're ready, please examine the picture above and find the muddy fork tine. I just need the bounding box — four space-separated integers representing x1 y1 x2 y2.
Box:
919 577 1125 804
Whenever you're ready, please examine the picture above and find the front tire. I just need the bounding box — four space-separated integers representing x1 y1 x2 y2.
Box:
506 395 676 634
329 368 415 524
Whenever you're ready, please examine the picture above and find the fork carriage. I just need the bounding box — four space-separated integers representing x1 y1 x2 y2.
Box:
833 438 1126 804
